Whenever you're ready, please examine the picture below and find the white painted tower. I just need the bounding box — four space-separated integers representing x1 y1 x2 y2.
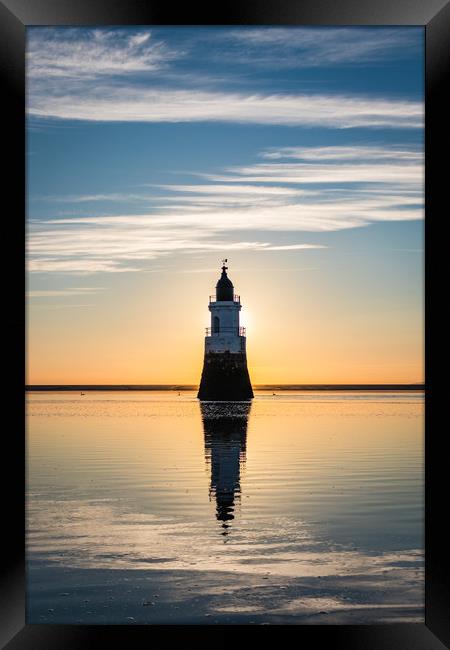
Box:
205 260 246 355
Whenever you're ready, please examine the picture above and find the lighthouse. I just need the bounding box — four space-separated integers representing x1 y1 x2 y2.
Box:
197 261 253 400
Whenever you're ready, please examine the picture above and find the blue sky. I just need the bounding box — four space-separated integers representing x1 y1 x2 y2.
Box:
25 26 424 383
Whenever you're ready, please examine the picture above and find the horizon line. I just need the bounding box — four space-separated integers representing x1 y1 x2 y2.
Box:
26 383 425 392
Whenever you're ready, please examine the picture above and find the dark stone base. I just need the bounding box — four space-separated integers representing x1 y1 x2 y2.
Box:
197 351 254 400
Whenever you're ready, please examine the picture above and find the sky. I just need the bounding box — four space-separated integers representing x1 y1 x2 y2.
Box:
26 26 424 385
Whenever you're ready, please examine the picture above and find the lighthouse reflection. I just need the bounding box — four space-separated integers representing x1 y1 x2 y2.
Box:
200 401 251 536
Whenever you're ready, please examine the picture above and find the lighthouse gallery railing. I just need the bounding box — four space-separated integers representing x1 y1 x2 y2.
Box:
209 294 240 303
205 326 246 336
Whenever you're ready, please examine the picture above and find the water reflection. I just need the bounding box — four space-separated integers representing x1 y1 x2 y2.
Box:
201 401 252 536
27 393 424 624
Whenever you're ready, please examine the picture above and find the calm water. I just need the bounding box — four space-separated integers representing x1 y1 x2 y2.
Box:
26 391 424 624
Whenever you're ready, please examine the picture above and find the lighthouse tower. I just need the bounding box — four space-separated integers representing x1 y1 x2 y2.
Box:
197 261 253 400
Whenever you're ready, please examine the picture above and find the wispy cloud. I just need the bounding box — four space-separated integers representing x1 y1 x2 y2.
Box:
27 144 422 275
34 185 309 208
154 184 305 196
261 145 422 162
36 192 157 204
222 27 422 67
27 28 180 79
26 27 423 129
27 287 103 298
27 86 423 129
204 163 422 185
27 222 326 274
202 145 423 188
27 259 141 274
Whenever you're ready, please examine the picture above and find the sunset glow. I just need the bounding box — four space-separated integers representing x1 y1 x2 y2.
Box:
26 27 424 385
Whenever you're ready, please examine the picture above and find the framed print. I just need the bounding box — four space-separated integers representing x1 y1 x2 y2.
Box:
1 0 449 647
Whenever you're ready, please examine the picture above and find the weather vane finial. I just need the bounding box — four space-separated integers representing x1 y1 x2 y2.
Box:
222 258 228 271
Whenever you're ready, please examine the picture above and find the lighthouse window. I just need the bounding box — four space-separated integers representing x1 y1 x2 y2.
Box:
213 316 220 333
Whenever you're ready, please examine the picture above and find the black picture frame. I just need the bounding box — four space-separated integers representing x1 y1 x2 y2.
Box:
2 0 448 647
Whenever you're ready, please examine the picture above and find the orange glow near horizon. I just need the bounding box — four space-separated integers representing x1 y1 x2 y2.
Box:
25 26 424 388
26 259 424 385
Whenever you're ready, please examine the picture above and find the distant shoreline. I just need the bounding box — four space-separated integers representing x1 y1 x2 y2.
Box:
26 384 424 392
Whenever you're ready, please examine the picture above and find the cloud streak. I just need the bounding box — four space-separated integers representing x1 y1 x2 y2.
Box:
222 27 422 67
261 145 422 162
27 144 423 274
204 163 422 185
27 28 180 79
27 230 326 274
27 287 103 298
27 86 423 129
27 28 423 129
